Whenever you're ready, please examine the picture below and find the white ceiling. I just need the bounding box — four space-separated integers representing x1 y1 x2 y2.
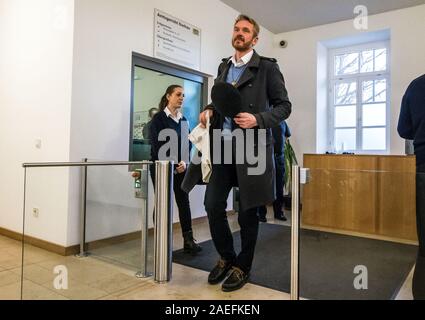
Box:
220 0 425 33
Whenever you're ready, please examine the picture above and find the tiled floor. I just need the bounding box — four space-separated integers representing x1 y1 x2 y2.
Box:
0 210 290 300
0 209 414 300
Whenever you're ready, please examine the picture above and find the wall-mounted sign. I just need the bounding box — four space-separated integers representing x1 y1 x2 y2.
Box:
154 9 201 71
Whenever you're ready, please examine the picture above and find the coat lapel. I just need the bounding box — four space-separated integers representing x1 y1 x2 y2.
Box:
235 51 260 89
215 58 231 83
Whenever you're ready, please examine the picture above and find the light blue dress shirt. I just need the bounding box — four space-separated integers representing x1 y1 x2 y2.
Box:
222 64 247 136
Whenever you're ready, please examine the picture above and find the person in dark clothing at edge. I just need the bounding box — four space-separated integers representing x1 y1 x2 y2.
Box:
142 107 159 141
398 74 425 299
199 14 291 292
149 85 202 255
258 120 291 222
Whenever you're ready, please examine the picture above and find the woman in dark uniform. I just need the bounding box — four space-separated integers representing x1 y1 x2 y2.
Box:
149 85 201 254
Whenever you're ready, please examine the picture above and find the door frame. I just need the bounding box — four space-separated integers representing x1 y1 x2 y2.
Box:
129 52 211 161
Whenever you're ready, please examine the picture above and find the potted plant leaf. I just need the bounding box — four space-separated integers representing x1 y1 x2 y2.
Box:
283 138 298 210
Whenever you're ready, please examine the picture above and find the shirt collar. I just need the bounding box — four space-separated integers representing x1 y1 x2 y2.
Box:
229 50 254 67
164 106 183 123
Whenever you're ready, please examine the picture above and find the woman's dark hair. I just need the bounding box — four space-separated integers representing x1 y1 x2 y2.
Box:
158 85 183 111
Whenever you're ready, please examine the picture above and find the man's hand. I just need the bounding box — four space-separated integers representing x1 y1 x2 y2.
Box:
234 113 258 129
199 109 213 128
176 161 187 174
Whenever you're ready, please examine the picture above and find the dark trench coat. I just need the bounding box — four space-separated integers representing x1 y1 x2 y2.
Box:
183 50 292 211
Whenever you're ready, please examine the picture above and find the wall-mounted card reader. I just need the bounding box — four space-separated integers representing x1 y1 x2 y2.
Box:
134 168 148 199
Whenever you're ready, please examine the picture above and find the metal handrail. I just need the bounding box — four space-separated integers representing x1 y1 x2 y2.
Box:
22 161 153 168
77 158 88 258
290 166 311 300
290 165 300 300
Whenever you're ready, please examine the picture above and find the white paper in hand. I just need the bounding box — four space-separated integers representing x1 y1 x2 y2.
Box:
189 114 212 182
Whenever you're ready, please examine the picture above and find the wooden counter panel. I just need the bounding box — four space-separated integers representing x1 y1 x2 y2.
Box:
377 157 416 240
302 154 417 242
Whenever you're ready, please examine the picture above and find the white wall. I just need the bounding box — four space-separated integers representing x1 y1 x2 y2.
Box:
0 0 75 245
316 42 328 154
66 0 275 245
272 5 425 165
134 72 184 114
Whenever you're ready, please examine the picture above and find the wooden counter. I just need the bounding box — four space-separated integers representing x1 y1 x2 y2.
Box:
302 154 417 243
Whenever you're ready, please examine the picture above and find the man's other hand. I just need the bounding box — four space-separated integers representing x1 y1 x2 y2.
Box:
199 109 213 128
234 113 258 129
131 171 140 178
176 161 187 174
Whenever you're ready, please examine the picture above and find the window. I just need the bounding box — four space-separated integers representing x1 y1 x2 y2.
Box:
329 42 390 153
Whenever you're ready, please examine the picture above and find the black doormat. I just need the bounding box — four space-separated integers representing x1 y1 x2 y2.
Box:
173 223 418 300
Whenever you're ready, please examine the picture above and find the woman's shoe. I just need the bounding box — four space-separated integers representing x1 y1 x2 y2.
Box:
183 231 202 255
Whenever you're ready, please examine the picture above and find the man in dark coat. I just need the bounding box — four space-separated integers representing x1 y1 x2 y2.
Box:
199 14 291 292
398 74 425 300
142 107 159 141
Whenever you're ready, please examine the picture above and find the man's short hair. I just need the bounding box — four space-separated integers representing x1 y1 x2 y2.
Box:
149 107 159 118
235 14 260 38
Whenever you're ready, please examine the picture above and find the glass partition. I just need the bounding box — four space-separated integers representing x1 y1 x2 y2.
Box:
18 161 421 300
19 160 418 301
18 161 291 300
85 164 151 272
20 163 150 300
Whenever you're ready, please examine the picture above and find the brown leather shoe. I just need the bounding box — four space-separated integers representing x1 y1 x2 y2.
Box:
221 267 249 292
208 259 233 284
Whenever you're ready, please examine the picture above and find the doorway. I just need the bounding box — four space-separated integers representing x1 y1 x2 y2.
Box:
129 53 210 161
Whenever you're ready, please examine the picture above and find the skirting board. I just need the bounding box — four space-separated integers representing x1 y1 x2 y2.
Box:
0 226 73 256
0 214 212 256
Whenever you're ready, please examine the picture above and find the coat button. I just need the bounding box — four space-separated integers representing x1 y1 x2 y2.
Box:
248 83 253 87
249 104 254 108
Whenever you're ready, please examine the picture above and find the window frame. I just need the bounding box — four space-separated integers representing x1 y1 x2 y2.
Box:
328 41 391 154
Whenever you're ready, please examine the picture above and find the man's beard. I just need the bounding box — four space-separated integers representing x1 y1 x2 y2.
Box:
232 36 253 51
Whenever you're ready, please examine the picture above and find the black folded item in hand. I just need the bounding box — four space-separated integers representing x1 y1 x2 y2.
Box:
211 82 242 118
